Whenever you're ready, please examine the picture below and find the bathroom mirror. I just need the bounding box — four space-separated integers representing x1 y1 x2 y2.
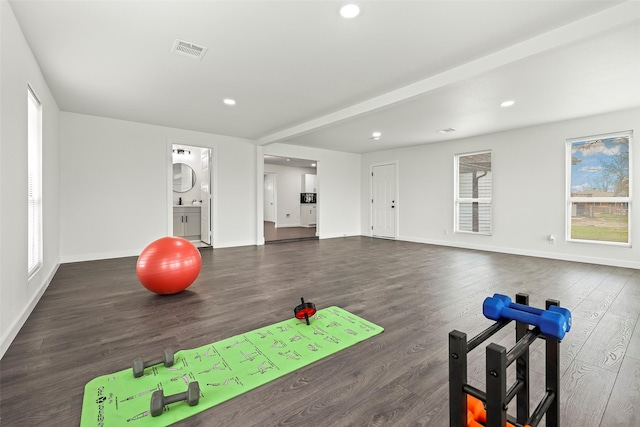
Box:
173 163 196 192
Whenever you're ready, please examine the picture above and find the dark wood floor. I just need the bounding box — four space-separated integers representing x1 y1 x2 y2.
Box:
1 237 639 426
264 221 317 243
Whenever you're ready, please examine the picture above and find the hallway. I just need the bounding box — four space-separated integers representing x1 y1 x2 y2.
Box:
264 221 317 243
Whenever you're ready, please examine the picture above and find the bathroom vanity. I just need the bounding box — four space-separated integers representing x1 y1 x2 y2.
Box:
173 205 201 239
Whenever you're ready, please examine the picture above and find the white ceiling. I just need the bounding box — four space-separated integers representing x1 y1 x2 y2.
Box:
9 0 640 154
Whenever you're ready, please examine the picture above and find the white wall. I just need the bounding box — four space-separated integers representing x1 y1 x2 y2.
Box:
1 0 61 357
60 116 363 259
361 107 640 269
261 144 361 240
264 164 315 227
60 112 257 262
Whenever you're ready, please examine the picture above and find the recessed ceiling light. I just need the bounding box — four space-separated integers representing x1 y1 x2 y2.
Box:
340 4 360 19
223 98 236 106
311 163 317 167
500 100 515 108
438 128 456 133
372 131 382 138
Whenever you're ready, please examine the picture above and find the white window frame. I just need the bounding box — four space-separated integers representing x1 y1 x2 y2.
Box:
454 150 492 235
566 131 631 247
28 85 43 277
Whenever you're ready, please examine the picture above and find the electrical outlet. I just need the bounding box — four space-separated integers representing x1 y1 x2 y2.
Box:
443 228 448 235
548 234 555 244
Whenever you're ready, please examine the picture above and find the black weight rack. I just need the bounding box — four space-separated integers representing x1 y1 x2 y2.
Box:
449 293 561 427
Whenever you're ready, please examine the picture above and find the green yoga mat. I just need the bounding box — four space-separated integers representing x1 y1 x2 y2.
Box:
81 306 383 426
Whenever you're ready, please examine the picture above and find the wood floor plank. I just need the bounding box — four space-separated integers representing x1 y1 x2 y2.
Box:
600 356 640 427
573 289 620 324
564 265 615 300
560 359 617 427
575 313 637 373
264 221 317 242
0 237 637 426
619 272 640 299
627 319 640 360
389 382 450 427
609 293 640 320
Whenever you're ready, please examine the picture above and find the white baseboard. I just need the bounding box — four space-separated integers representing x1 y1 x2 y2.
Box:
215 240 257 249
320 232 360 239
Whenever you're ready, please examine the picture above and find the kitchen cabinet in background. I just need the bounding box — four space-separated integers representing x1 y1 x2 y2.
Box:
302 174 317 193
300 204 317 227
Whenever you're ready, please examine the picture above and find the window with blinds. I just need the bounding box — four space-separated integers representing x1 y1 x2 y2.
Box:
455 151 492 234
28 86 42 277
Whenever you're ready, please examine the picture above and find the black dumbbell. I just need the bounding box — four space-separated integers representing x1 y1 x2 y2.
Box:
150 381 200 417
132 348 174 378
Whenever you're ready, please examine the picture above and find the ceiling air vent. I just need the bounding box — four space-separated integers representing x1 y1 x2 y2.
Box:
171 39 208 61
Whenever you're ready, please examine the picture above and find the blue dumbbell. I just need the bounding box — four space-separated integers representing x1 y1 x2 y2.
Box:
491 294 572 332
483 295 569 340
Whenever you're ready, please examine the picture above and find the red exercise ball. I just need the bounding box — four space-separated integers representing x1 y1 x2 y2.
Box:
136 237 202 295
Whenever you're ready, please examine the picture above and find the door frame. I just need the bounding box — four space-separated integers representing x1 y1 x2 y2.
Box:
166 139 216 246
258 148 319 245
370 160 399 239
263 172 277 225
200 148 212 244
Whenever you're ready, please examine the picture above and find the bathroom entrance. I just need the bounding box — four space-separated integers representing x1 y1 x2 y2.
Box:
170 143 213 247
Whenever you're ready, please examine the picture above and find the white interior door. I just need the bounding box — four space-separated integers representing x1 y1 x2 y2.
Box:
200 148 212 244
372 163 396 239
264 174 275 222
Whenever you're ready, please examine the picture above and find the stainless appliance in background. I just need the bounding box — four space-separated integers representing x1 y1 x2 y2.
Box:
300 193 316 204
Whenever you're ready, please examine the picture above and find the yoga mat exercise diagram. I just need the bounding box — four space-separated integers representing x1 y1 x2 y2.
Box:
81 304 384 427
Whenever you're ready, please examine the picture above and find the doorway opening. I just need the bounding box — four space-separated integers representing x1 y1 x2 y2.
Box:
171 143 213 248
263 155 318 243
